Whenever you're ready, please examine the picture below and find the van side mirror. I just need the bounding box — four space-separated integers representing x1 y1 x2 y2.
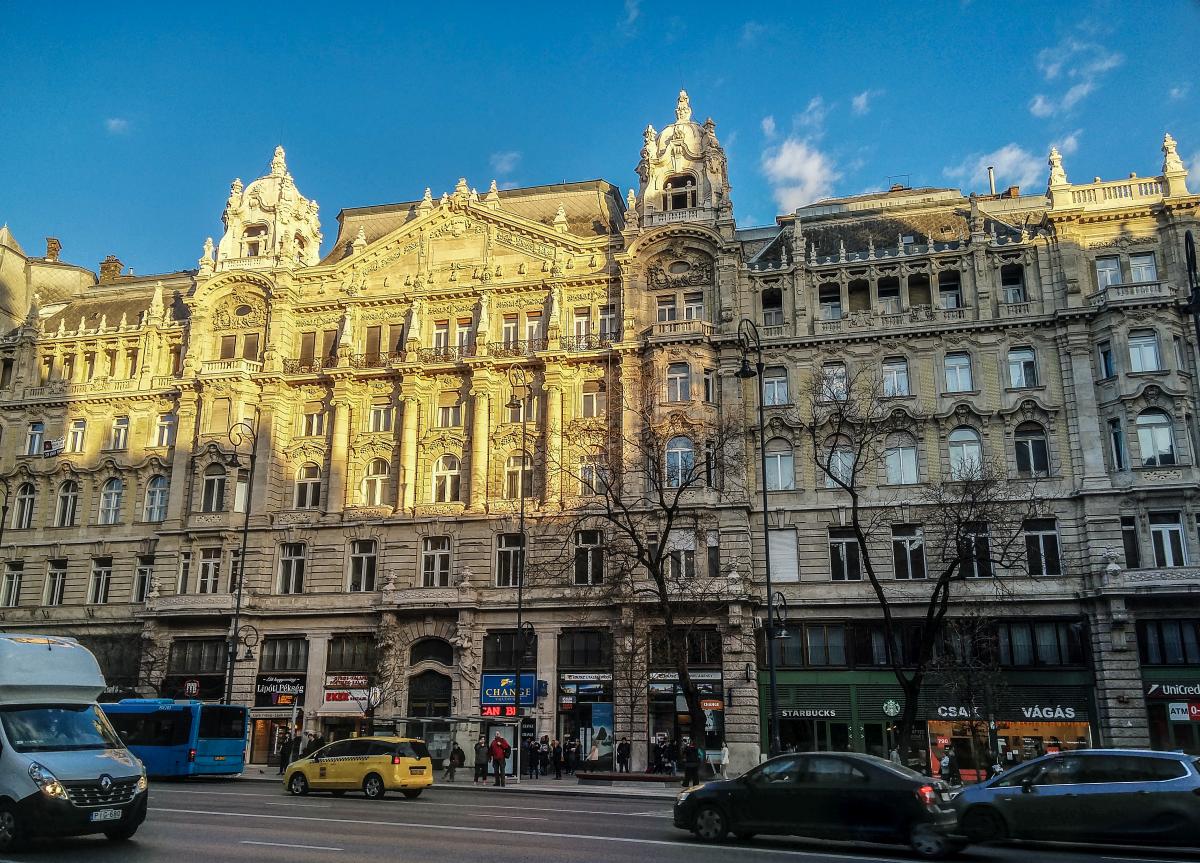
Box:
1020 777 1035 794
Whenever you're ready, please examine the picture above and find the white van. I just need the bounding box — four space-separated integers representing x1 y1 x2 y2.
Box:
0 634 148 850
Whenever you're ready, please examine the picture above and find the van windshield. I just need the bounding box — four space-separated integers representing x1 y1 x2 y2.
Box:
0 704 124 752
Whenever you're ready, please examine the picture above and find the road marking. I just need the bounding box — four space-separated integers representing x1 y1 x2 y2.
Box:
241 840 344 851
263 801 331 808
155 807 914 861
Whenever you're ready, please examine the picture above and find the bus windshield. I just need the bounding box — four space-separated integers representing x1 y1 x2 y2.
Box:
0 704 124 753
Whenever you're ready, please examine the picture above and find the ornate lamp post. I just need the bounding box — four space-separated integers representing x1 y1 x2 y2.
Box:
735 318 782 757
505 366 532 779
223 417 258 705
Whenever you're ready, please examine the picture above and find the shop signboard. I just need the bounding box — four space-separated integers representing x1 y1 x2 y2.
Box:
1168 703 1190 721
1192 703 1200 721
1145 681 1200 699
323 673 370 705
781 708 838 718
256 675 306 708
561 673 613 682
649 671 722 682
480 673 535 706
590 702 614 762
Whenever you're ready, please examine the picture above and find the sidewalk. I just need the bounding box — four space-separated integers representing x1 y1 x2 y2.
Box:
242 766 679 800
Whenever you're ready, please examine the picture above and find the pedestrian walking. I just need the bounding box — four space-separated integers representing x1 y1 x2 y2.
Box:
538 735 550 777
526 738 540 778
616 737 631 773
719 741 729 779
473 735 489 785
489 732 511 787
443 743 465 781
276 728 292 775
682 738 701 788
551 738 563 779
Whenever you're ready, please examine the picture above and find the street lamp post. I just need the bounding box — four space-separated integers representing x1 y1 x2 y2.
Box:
505 366 531 780
223 417 259 705
0 478 10 555
735 318 782 757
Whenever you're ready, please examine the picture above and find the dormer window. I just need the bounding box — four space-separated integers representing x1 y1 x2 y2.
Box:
243 224 269 258
663 174 697 211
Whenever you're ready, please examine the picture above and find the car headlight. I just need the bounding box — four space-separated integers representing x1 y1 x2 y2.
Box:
677 789 692 803
136 766 148 793
28 762 69 800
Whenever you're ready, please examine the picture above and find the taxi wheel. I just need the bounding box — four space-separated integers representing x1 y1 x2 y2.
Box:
288 773 310 796
402 789 423 799
0 804 22 851
362 773 387 800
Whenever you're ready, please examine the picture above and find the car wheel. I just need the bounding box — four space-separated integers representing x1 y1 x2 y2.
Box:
962 806 1007 843
362 773 386 800
909 823 957 860
104 823 140 842
402 789 423 799
734 832 755 842
288 773 310 796
692 805 728 843
331 790 346 797
0 804 22 851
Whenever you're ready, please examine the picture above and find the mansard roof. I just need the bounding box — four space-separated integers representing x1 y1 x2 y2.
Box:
38 276 190 333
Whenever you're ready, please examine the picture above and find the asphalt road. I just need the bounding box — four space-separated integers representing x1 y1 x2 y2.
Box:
3 780 1198 863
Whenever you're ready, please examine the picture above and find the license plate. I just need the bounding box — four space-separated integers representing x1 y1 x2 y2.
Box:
214 756 226 761
410 767 425 774
90 809 122 822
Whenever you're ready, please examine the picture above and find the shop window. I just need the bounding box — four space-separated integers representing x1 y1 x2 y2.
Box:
649 628 721 667
328 634 376 673
409 638 453 667
1137 619 1200 665
260 637 308 673
168 639 227 674
557 630 611 668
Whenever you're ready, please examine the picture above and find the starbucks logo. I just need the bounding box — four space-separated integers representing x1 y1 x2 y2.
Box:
882 699 901 718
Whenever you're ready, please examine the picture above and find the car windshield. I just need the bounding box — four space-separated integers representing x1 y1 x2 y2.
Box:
0 704 124 753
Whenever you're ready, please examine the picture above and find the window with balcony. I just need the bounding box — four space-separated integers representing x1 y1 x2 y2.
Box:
572 308 592 340
1129 330 1162 373
683 292 704 321
432 321 450 351
1130 252 1157 283
662 174 696 211
764 438 794 491
278 542 306 594
581 380 606 418
892 525 926 579
877 277 901 314
54 480 79 527
349 539 377 592
421 536 451 587
1001 264 1027 303
1007 347 1038 388
525 312 542 343
944 352 973 392
948 427 983 479
1024 518 1062 576
495 533 524 588
361 459 390 506
432 455 461 503
818 284 842 320
294 463 321 509
882 357 909 396
762 287 783 326
665 362 690 402
1136 410 1175 466
1095 256 1122 288
763 367 789 405
656 296 678 323
1150 512 1187 568
599 304 618 341
201 464 226 512
98 478 124 525
937 271 963 309
1014 422 1050 477
829 529 861 581
501 314 519 347
12 483 34 530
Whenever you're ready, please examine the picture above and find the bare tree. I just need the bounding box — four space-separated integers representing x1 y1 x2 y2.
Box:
794 366 1044 759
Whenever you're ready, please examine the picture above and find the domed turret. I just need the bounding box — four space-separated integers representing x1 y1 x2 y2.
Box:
209 146 322 272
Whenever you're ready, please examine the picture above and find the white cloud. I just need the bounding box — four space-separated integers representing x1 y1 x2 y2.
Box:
760 115 777 140
1169 83 1190 101
104 117 130 135
945 143 1043 192
1052 129 1082 156
796 96 827 130
623 0 639 27
740 20 765 45
851 89 881 116
1028 36 1122 118
761 137 841 211
1188 152 1200 180
489 151 521 176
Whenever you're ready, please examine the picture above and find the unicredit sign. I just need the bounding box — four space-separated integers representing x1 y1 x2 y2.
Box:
1146 682 1200 698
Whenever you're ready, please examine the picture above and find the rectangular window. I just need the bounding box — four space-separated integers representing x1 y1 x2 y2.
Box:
884 442 918 485
44 560 66 606
349 539 377 592
1121 516 1141 569
220 334 237 360
820 363 847 401
496 533 525 588
581 381 606 418
1098 341 1116 378
279 543 306 594
829 528 861 581
599 305 618 340
577 456 608 496
572 308 592 339
260 637 309 673
525 312 542 343
177 551 191 595
806 624 847 666
892 525 926 580
67 420 86 453
456 317 473 350
572 530 603 585
1008 348 1038 388
1 562 23 608
882 358 909 397
1095 256 1122 288
368 401 393 432
321 329 338 360
665 531 696 580
683 292 704 321
437 394 462 428
168 639 227 674
1150 512 1186 568
25 422 44 456
241 332 260 361
557 630 612 668
432 321 450 351
365 325 382 361
944 352 973 392
228 549 241 593
1130 252 1158 283
155 414 176 447
656 296 677 323
1175 337 1188 374
388 323 405 353
762 367 789 405
1129 330 1162 372
502 315 519 346
965 524 992 578
109 417 129 450
998 620 1085 667
298 331 317 366
703 368 717 403
1137 619 1200 666
422 536 451 587
665 363 690 402
133 556 153 603
1109 418 1127 471
301 402 325 436
197 548 221 594
88 557 112 604
327 635 376 673
769 528 799 583
1024 518 1062 576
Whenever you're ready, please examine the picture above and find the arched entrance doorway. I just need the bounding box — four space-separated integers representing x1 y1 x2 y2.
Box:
407 670 452 717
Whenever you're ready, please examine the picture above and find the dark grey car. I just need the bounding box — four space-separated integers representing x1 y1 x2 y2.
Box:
953 749 1200 847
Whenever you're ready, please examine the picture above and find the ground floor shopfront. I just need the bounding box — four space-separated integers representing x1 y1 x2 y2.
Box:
1142 667 1200 754
761 670 1097 781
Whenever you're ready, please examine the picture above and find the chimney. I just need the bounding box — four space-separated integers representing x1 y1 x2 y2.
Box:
1003 185 1020 199
98 255 124 284
987 166 996 196
45 237 61 262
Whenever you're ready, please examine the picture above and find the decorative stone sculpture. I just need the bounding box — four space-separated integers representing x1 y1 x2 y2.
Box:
1162 132 1185 174
1048 146 1068 186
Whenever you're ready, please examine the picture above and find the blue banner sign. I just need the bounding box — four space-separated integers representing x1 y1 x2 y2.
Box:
480 673 536 706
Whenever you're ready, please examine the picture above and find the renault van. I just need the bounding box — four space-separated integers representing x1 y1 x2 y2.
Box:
0 634 148 849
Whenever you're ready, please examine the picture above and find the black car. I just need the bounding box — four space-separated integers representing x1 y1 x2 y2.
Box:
673 751 964 859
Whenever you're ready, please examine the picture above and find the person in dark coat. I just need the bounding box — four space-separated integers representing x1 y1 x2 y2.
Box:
276 728 293 775
682 739 701 788
538 735 551 776
564 738 578 775
473 735 489 784
666 739 680 775
527 738 540 778
551 739 563 779
616 737 632 773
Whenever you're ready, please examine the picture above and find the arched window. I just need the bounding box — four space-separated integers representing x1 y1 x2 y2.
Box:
143 475 169 522
662 174 697 211
432 455 461 503
665 362 691 402
12 482 35 529
764 438 795 491
1014 422 1050 476
504 453 533 500
242 223 269 257
884 433 919 485
98 478 124 525
55 480 79 527
1136 410 1175 466
295 463 322 509
948 427 983 478
362 458 390 506
664 436 695 488
409 638 454 666
201 463 226 512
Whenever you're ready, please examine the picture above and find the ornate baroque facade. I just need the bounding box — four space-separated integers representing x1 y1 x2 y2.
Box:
0 92 1198 773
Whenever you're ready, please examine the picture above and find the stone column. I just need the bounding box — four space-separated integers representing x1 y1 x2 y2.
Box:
72 345 86 383
468 385 490 511
326 393 352 512
303 635 331 735
164 392 199 528
543 380 562 506
619 353 643 496
399 395 419 512
1058 330 1109 490
249 396 276 515
534 624 560 740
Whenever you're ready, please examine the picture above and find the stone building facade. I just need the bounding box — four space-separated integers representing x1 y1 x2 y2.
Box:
0 92 1197 775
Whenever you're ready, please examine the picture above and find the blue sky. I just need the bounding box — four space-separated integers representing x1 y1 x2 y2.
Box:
0 1 1196 276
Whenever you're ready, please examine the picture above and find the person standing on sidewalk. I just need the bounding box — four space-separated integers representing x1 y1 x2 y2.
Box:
489 732 511 787
550 738 563 779
682 738 701 787
276 727 292 776
473 735 489 785
444 743 465 781
719 741 730 779
616 737 631 773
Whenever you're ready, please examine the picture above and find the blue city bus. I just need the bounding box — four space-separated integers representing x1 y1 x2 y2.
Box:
101 699 248 778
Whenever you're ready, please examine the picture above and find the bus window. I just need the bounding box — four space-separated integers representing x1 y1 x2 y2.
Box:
199 705 246 740
108 711 192 747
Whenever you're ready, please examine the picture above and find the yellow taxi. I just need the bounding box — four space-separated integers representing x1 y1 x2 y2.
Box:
284 736 434 799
